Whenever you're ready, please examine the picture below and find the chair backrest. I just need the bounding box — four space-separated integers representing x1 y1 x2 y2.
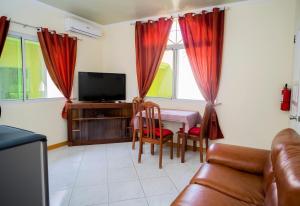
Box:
132 97 144 116
138 101 163 140
131 97 144 127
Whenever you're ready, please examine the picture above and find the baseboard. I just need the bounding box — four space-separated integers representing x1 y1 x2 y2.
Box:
47 141 68 150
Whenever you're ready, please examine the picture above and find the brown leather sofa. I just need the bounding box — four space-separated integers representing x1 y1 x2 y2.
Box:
171 128 300 206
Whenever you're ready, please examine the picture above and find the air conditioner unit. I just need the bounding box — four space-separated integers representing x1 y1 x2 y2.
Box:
65 17 103 38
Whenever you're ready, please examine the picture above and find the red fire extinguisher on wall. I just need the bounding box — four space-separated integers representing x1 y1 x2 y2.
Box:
281 84 291 111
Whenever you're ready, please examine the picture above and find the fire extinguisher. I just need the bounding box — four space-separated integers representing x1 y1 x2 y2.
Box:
281 84 291 111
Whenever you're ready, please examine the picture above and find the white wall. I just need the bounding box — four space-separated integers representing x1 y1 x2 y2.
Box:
100 0 296 149
0 0 296 149
0 0 104 145
296 0 300 31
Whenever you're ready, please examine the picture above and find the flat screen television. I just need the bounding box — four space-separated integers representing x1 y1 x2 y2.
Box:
78 72 126 101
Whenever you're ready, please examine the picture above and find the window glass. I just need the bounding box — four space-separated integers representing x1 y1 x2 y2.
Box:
24 40 62 99
147 50 173 98
177 49 204 100
0 36 23 100
0 34 63 101
146 20 204 100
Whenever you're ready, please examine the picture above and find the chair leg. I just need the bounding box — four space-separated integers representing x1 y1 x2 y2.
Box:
151 144 154 155
132 129 136 150
181 134 186 163
138 139 143 163
176 134 181 158
141 142 143 154
199 136 204 163
185 138 188 151
193 141 197 152
170 137 173 159
159 143 163 169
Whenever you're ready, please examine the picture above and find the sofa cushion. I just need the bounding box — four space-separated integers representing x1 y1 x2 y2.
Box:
264 182 278 206
271 128 300 166
263 155 274 193
171 184 256 206
207 143 269 175
275 145 300 206
191 164 264 206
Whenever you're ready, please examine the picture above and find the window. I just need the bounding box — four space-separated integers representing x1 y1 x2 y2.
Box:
147 21 204 100
0 33 62 100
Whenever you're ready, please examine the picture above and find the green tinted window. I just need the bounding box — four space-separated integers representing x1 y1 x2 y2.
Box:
147 50 173 98
0 36 23 100
0 34 62 100
25 40 47 99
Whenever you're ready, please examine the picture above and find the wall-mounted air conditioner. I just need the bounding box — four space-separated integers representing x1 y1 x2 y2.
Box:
65 17 103 38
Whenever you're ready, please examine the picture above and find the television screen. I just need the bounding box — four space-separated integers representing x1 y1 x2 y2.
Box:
78 72 126 101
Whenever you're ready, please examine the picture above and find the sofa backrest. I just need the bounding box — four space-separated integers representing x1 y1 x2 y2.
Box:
264 128 300 206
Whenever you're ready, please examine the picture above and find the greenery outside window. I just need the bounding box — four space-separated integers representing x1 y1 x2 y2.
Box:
0 33 62 101
146 20 204 100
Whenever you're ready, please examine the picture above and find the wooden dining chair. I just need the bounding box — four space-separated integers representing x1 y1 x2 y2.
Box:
138 101 173 169
131 97 144 150
180 106 211 163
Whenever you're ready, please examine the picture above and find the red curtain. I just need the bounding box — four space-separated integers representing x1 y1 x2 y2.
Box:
0 16 10 57
179 8 225 140
135 18 172 98
37 28 77 119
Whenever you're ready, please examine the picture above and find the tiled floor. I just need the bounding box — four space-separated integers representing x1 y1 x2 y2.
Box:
48 142 203 206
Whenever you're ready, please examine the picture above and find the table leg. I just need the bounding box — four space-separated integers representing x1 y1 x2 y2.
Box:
180 123 186 163
151 144 154 155
176 133 181 157
181 133 186 163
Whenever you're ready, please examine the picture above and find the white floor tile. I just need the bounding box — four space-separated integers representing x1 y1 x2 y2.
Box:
108 180 144 202
141 177 177 197
69 185 108 206
135 164 167 179
108 167 138 182
147 193 178 206
164 162 194 177
50 189 72 206
109 198 148 206
108 156 134 169
47 142 202 206
49 161 80 176
49 172 77 193
75 170 107 187
79 160 107 172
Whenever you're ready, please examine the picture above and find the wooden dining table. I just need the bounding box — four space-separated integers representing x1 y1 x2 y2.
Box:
134 108 202 162
135 109 201 131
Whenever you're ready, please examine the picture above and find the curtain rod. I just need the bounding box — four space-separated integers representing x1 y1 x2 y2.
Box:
130 7 228 26
9 19 82 41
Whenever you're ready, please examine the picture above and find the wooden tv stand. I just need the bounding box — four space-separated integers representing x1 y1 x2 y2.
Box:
67 102 132 146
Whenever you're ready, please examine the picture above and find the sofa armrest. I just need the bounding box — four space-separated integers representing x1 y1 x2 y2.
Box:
207 143 270 175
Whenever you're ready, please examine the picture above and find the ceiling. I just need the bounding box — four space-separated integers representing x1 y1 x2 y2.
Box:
38 0 246 25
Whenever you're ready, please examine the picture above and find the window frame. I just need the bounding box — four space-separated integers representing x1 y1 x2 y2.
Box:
146 20 204 101
0 31 64 103
147 42 205 101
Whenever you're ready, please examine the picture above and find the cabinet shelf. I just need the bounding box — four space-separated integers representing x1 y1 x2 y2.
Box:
67 102 133 146
73 116 131 121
